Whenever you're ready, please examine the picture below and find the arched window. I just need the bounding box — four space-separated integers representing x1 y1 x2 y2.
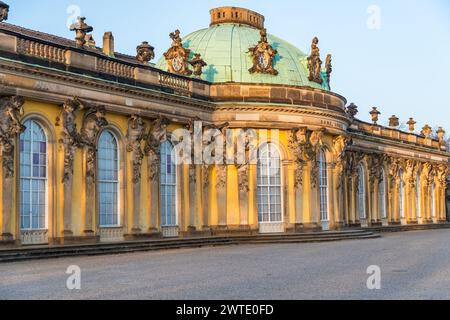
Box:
20 120 48 230
379 169 387 219
358 164 366 219
399 170 404 219
97 130 120 227
257 143 282 223
319 150 329 222
431 183 436 219
416 173 421 219
160 141 177 226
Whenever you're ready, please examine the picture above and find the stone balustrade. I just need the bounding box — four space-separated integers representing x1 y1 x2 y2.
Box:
0 25 210 99
355 120 443 151
158 72 190 92
17 38 66 63
97 58 135 79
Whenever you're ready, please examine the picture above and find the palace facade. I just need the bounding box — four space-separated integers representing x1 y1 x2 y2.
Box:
0 4 449 246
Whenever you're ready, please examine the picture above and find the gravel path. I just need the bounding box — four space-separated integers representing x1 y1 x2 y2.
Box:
1 229 450 300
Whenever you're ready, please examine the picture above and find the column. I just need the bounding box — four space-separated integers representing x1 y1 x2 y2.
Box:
301 162 313 230
417 181 424 224
372 181 379 223
387 181 393 224
84 147 95 235
293 161 304 230
202 165 211 230
188 164 196 230
131 171 142 233
238 164 250 226
350 175 357 225
62 143 75 237
409 183 417 224
126 115 146 235
148 155 160 232
439 184 446 222
1 152 14 241
248 163 258 229
343 176 350 226
216 165 227 227
309 161 320 229
195 166 203 229
424 184 431 223
282 160 292 230
393 182 400 224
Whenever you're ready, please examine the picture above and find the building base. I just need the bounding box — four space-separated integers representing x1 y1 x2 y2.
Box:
51 235 99 245
124 232 162 241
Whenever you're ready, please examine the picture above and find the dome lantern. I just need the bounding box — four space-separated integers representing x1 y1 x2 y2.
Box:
210 7 265 30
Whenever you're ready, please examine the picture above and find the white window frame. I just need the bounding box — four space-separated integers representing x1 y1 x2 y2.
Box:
257 143 283 224
358 164 366 219
399 170 404 219
160 141 178 227
379 169 387 219
19 119 48 231
319 150 329 222
431 183 436 218
97 130 121 228
416 173 421 219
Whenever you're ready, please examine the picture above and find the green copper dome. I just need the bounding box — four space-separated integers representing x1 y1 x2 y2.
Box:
156 23 330 90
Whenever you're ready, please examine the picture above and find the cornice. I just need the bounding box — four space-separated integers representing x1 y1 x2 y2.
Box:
214 103 350 124
0 58 214 111
350 131 450 160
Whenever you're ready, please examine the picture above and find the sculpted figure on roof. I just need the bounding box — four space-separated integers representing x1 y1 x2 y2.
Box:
0 1 9 22
308 37 323 84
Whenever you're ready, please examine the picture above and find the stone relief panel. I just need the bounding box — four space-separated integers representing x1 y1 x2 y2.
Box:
126 115 146 184
80 106 108 182
145 117 169 181
0 96 25 178
56 98 84 183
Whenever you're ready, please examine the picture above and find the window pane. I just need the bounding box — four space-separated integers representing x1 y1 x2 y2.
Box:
358 165 366 219
257 144 282 223
19 120 47 231
160 141 178 227
379 171 386 219
98 131 120 227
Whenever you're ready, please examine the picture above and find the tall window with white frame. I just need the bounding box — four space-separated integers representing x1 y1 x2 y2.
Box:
358 164 366 220
431 182 436 220
416 173 421 221
257 143 282 224
399 170 404 220
19 120 48 231
97 130 120 227
319 149 329 222
379 169 387 220
160 141 177 227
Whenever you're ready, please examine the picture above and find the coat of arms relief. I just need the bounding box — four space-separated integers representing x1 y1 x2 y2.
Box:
163 30 192 76
248 28 279 76
163 30 207 78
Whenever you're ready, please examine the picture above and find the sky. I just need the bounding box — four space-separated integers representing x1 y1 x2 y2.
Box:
5 0 450 131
